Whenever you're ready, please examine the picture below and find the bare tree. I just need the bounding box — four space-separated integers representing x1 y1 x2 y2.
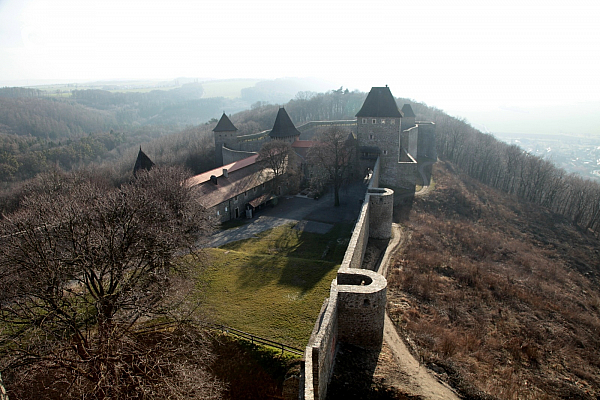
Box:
257 140 293 195
0 167 222 399
307 127 357 207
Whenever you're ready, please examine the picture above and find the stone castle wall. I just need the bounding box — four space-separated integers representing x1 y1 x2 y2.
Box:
417 122 436 159
336 269 387 348
297 120 356 140
222 146 258 164
368 188 394 240
302 157 391 400
357 117 402 180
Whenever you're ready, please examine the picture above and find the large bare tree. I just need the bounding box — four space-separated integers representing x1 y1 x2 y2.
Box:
308 127 357 207
0 167 222 399
257 140 293 195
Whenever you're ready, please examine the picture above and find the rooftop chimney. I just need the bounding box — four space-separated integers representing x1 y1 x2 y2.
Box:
222 168 229 178
210 175 218 185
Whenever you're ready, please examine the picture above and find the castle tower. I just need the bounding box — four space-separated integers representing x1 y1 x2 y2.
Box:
213 113 238 166
355 86 403 186
400 103 416 131
133 147 154 174
268 107 301 143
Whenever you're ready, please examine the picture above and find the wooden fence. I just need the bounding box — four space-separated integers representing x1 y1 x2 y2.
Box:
211 324 304 356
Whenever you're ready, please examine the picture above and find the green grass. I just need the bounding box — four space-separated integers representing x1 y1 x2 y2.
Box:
220 223 352 262
193 223 352 349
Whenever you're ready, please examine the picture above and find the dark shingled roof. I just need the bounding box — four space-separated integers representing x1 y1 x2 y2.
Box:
401 104 416 118
133 147 155 174
356 87 402 118
269 108 301 139
213 113 238 132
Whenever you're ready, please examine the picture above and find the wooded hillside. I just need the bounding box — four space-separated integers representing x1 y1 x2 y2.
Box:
389 161 600 399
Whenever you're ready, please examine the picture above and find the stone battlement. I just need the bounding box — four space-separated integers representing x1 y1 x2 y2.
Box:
301 157 391 400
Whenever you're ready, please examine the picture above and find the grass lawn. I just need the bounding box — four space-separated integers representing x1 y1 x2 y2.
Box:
193 223 352 349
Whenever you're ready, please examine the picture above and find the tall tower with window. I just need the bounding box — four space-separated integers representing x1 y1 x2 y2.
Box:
355 86 404 186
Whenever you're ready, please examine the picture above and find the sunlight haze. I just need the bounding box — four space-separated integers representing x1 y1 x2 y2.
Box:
1 0 599 135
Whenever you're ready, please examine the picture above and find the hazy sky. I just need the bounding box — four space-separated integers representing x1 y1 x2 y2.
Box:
1 0 599 134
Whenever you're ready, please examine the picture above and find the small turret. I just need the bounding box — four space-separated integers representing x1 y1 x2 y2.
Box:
213 112 238 166
268 107 301 143
133 147 154 174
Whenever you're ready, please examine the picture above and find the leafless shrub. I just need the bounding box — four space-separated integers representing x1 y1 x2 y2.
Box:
0 167 221 399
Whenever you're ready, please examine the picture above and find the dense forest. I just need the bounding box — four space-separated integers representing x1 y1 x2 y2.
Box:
389 161 600 399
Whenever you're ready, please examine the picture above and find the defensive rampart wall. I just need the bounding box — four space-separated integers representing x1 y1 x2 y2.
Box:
222 146 258 164
296 120 356 140
301 157 391 400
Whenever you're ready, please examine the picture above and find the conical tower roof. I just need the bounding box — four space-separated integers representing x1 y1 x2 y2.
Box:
268 108 301 139
133 147 155 173
213 113 238 132
401 103 416 118
356 86 402 118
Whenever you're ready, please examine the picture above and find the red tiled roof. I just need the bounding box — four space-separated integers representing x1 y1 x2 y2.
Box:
249 193 272 208
292 140 316 148
186 154 259 187
190 161 274 209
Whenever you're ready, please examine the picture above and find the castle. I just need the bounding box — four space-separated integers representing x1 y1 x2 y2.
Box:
133 87 436 399
212 86 436 192
134 86 436 224
205 86 437 399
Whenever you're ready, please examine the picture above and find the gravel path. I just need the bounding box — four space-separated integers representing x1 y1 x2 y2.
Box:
376 223 460 400
205 182 368 248
373 160 460 400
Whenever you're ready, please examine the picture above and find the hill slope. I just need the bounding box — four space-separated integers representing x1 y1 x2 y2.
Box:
388 161 600 399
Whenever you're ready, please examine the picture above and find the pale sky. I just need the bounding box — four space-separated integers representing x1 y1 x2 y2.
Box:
1 0 599 134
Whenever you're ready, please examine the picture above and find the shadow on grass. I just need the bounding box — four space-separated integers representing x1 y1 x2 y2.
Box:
220 223 352 294
277 257 338 295
211 335 301 400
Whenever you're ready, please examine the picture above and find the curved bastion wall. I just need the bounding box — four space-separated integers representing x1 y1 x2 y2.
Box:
299 157 392 400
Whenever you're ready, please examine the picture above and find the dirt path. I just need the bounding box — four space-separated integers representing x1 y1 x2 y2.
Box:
374 161 460 400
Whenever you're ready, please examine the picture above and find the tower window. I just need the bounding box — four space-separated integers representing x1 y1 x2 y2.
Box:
372 119 377 124
383 150 388 155
369 134 374 140
391 119 395 124
381 119 386 124
362 118 367 124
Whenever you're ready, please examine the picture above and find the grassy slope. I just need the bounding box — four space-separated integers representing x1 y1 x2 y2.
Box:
196 223 351 349
389 161 600 399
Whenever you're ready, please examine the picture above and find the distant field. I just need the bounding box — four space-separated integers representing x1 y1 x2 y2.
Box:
200 79 259 99
29 80 184 96
194 223 352 349
28 78 259 99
